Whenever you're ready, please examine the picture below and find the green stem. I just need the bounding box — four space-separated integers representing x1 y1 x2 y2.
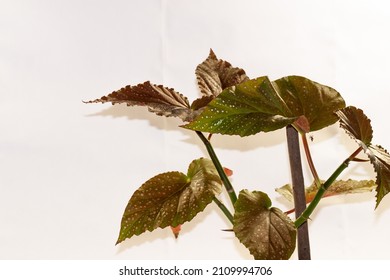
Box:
196 131 238 205
295 146 363 228
213 197 234 225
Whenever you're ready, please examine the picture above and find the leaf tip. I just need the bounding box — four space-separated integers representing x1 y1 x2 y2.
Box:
115 236 123 246
170 225 182 239
208 48 217 59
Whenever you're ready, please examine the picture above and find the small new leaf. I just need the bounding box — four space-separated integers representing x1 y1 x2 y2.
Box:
336 106 390 207
195 49 249 97
116 158 222 244
233 190 296 260
85 81 195 122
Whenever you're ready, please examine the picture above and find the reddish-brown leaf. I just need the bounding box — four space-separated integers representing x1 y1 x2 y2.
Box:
85 81 195 121
336 106 390 208
336 106 373 146
366 145 390 208
195 49 249 97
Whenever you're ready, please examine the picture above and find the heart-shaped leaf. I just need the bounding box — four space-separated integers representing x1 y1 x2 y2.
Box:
85 81 196 122
336 106 390 207
195 49 249 97
272 76 345 131
233 190 296 260
116 158 222 244
184 76 345 136
184 76 297 136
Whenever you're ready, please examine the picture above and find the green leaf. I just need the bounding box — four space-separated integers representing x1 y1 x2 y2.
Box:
195 49 249 97
116 158 222 244
336 106 390 208
184 76 345 136
276 179 376 203
85 81 196 122
184 76 297 136
233 190 296 260
272 76 346 131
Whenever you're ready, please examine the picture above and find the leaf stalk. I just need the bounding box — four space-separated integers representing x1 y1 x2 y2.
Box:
294 146 363 227
301 133 321 188
213 197 234 224
196 131 238 205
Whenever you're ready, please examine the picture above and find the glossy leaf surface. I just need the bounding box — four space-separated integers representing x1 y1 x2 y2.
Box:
85 81 196 122
195 49 249 97
116 158 222 244
184 76 297 136
336 106 373 146
233 190 296 260
336 106 390 207
184 76 345 136
272 76 345 131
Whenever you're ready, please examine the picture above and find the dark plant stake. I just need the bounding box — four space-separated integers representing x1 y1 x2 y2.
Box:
286 125 311 260
86 50 389 259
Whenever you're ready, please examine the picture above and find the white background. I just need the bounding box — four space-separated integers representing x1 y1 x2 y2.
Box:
1 0 390 260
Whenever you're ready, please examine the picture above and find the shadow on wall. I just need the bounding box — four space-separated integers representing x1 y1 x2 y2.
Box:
114 201 252 259
85 103 345 152
86 100 390 260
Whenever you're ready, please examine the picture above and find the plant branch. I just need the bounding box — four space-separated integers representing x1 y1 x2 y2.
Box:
301 133 321 188
213 197 234 224
295 146 363 228
286 125 311 260
196 131 238 205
